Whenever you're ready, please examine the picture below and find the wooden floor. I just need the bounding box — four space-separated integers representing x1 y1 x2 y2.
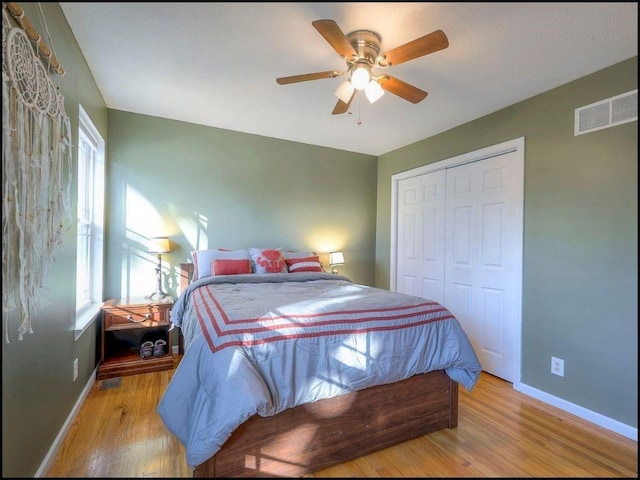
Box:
46 358 637 478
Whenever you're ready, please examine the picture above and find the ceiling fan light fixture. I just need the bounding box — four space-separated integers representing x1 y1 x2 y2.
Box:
276 20 448 115
351 64 371 90
364 79 385 103
335 80 354 104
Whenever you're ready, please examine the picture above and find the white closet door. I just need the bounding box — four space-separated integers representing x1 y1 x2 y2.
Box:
396 170 446 304
444 151 521 382
393 141 523 384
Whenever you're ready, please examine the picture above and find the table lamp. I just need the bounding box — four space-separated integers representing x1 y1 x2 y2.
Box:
328 251 345 274
148 236 170 300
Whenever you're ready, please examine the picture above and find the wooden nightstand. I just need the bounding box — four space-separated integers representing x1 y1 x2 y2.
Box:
97 297 175 380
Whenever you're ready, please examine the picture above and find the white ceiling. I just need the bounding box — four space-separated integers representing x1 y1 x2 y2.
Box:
59 2 637 156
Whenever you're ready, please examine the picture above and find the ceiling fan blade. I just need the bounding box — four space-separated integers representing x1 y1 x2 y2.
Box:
276 70 340 85
312 19 357 61
380 29 449 67
377 75 428 104
332 90 356 115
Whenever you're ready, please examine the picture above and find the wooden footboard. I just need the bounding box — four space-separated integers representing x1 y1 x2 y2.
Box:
194 369 458 478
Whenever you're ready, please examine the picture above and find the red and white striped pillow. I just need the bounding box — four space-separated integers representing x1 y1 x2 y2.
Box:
285 255 323 273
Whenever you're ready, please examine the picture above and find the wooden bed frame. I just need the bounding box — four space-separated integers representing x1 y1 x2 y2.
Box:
178 263 459 478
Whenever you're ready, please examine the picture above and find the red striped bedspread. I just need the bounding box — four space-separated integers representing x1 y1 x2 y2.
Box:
159 272 481 469
191 277 455 353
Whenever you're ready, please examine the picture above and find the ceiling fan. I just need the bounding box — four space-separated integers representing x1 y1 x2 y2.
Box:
276 19 449 115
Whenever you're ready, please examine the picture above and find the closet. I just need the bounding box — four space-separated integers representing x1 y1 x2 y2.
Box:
391 138 524 383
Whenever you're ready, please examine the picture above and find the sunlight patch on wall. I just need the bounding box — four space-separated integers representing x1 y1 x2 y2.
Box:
126 187 166 236
120 185 171 297
174 209 209 253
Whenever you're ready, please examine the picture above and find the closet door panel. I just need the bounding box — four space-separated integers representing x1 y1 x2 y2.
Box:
397 177 421 296
445 154 517 382
396 171 446 304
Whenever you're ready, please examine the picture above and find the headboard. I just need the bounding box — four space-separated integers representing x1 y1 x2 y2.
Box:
179 263 194 293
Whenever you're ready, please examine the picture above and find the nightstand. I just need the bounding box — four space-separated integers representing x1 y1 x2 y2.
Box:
97 296 175 380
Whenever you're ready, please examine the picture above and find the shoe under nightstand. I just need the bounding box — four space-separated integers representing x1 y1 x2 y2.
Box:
98 296 175 380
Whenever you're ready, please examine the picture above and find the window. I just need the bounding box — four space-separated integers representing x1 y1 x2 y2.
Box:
75 106 105 338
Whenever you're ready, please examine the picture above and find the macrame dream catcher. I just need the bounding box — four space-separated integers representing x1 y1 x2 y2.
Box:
2 4 72 342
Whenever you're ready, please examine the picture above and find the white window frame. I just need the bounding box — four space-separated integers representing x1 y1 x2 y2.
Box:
75 105 105 339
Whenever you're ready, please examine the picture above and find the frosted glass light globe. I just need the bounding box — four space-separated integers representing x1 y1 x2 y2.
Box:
365 80 385 103
351 66 370 90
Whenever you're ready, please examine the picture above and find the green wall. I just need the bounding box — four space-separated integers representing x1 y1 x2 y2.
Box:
2 3 108 477
104 110 377 299
375 57 638 428
2 3 636 477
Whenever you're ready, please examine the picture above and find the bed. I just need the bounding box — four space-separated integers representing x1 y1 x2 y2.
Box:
158 259 481 477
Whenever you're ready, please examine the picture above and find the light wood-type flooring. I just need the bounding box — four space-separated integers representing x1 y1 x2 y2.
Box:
45 357 637 477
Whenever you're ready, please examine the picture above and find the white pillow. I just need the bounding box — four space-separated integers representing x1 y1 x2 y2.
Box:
283 250 317 259
191 249 251 279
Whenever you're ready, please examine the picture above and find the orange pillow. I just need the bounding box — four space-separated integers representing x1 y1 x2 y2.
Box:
212 259 252 276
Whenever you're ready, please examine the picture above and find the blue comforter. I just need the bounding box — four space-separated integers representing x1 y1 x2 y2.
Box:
157 272 481 468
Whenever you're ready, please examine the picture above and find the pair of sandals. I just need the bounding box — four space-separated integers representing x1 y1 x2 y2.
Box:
140 339 167 359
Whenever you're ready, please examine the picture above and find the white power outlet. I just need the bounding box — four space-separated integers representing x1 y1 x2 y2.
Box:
73 358 79 382
551 356 564 377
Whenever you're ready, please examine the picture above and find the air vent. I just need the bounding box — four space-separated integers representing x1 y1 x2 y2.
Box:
575 89 637 136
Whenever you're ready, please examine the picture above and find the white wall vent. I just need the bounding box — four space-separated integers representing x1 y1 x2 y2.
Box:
574 89 637 136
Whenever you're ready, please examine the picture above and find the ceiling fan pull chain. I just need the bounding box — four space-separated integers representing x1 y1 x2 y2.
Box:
357 96 362 125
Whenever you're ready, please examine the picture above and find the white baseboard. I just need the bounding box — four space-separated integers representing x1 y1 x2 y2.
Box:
516 381 638 441
172 344 179 355
35 366 98 477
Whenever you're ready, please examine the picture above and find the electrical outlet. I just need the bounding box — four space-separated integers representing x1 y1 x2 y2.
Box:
551 356 564 377
73 358 79 382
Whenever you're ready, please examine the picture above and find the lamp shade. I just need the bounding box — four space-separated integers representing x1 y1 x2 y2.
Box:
149 237 170 254
328 251 345 265
335 80 354 104
365 79 385 104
